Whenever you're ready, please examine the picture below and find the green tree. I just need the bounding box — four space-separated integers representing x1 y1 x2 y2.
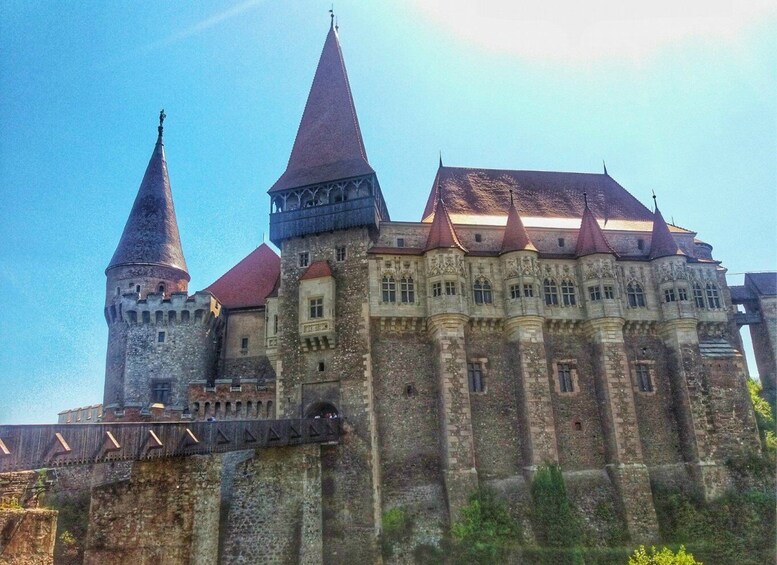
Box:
530 464 581 548
748 378 776 452
628 545 701 565
451 487 519 564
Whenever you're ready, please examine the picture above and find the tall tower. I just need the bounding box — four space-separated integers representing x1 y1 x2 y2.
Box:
267 21 388 561
103 113 191 409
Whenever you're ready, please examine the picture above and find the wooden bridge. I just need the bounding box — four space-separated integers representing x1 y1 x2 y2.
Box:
0 418 341 473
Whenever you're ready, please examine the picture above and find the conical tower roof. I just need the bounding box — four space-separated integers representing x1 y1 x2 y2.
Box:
107 117 188 277
501 192 537 253
425 194 466 252
649 204 683 259
269 23 374 193
576 199 616 257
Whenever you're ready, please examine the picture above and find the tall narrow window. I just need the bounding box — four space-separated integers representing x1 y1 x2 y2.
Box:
241 337 249 350
706 284 721 308
589 285 602 301
544 279 559 306
309 298 323 319
382 275 396 302
157 331 165 343
298 252 310 268
335 246 347 262
400 276 415 303
523 283 534 298
151 381 171 405
561 280 577 306
558 363 574 393
693 283 705 308
432 282 442 297
473 278 492 304
273 314 279 334
445 281 457 295
467 362 484 392
603 285 615 299
627 282 646 307
635 363 653 392
510 284 521 299
158 283 165 295
677 287 688 301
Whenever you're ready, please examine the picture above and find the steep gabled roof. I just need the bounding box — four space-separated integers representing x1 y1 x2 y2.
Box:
425 195 467 252
422 166 654 224
576 203 616 257
300 260 333 280
269 24 373 193
206 244 280 309
107 127 188 277
501 194 537 253
649 206 683 259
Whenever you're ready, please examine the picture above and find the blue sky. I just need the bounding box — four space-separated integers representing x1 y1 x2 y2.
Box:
1 1 775 424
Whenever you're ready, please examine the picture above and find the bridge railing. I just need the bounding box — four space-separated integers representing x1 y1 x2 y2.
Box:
0 418 341 473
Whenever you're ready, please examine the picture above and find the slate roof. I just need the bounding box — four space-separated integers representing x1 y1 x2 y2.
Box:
746 272 777 296
269 25 373 193
300 260 333 280
576 204 616 257
107 132 189 277
501 196 536 253
422 167 654 224
649 206 683 259
206 244 280 309
425 196 467 252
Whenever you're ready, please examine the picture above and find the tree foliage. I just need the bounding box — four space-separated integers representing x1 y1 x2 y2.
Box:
530 464 582 548
628 545 701 565
748 378 776 452
451 487 519 565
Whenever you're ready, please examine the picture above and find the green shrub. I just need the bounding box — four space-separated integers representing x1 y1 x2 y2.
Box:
628 545 701 565
748 378 776 453
451 487 519 565
381 506 413 558
530 464 582 548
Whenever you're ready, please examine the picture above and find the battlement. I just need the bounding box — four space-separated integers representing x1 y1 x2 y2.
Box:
105 290 222 326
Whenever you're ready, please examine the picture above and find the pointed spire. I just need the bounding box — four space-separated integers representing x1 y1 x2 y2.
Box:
107 114 188 277
269 23 374 193
425 191 466 252
602 160 608 176
576 193 616 257
439 151 443 168
649 196 683 259
501 189 537 254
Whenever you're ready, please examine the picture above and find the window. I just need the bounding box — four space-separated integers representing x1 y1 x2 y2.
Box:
561 280 577 306
558 363 574 393
677 287 688 301
637 239 645 251
635 363 653 392
432 282 442 297
693 283 705 308
274 315 279 334
309 298 323 319
151 381 171 405
706 284 721 308
445 281 457 295
589 285 602 301
318 361 325 372
400 276 415 303
558 237 565 247
473 278 492 304
157 331 165 343
396 238 405 248
474 233 482 243
158 283 165 294
136 284 141 294
544 279 559 306
664 289 676 303
510 284 521 299
468 362 485 392
627 282 646 307
523 283 534 298
382 275 397 303
603 285 615 300
241 337 249 350
335 246 347 262
299 252 309 267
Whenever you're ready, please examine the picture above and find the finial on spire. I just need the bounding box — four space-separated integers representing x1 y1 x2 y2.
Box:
158 108 166 139
603 160 608 176
439 151 443 168
652 189 657 211
509 188 514 206
583 191 588 208
329 5 335 28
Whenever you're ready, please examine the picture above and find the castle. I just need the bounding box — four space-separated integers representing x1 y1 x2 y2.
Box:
90 19 769 564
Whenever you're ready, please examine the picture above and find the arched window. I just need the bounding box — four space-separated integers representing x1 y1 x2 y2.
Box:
627 282 646 308
158 283 165 295
560 280 576 306
382 275 396 303
544 279 559 306
400 276 415 303
693 283 705 308
473 278 492 304
706 283 721 308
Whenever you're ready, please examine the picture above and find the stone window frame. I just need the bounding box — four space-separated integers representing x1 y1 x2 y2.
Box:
240 336 249 355
663 288 676 303
706 283 722 309
335 245 347 262
400 275 415 303
603 285 615 300
693 282 706 308
544 278 559 306
157 331 166 344
444 280 457 296
298 251 310 268
381 274 397 303
523 283 534 298
588 285 602 301
631 360 657 395
552 359 580 395
560 279 577 306
626 281 646 308
509 283 521 300
677 286 689 302
150 379 172 405
432 281 442 297
473 276 493 304
309 297 324 319
467 357 488 394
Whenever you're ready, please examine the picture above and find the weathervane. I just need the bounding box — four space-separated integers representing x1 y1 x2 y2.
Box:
158 108 166 138
329 5 334 27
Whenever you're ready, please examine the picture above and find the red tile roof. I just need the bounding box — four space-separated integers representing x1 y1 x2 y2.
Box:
206 244 280 309
422 166 654 223
576 205 616 257
649 207 683 259
269 26 373 193
108 132 189 277
501 197 537 253
300 260 333 280
425 196 467 252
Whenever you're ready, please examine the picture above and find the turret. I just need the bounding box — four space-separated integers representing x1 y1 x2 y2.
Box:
499 190 541 318
105 111 189 307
